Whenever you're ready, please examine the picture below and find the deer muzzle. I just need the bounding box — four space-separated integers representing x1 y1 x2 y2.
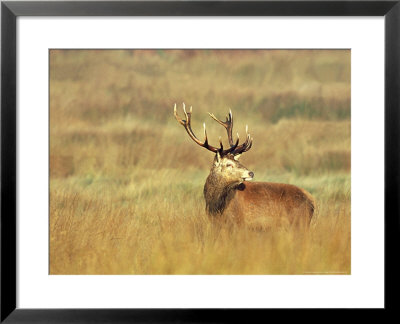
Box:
243 171 254 181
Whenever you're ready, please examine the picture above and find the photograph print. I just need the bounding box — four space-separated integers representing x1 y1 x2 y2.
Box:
50 49 351 275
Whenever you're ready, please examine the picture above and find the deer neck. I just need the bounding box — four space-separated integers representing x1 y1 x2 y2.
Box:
203 171 240 215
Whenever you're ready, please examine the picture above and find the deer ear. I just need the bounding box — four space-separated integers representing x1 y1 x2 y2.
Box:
234 154 241 161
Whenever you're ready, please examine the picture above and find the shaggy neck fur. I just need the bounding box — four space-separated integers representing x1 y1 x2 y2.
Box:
203 169 241 215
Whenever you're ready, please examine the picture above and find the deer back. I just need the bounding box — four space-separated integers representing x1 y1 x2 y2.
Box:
220 182 315 229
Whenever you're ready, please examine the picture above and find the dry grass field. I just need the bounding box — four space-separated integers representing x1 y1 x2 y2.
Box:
50 50 350 274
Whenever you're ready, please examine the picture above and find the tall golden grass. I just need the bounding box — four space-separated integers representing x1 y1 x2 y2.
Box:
50 50 350 274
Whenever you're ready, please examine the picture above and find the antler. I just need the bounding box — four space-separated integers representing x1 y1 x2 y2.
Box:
174 103 219 153
208 110 253 156
232 124 253 155
208 110 235 146
174 103 240 155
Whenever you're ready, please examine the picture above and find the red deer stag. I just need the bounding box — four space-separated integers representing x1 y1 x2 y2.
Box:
174 103 315 229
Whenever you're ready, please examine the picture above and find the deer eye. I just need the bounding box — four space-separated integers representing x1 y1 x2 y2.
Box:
227 164 233 168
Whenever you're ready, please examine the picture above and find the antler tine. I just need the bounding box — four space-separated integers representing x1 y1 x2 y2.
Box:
174 103 219 153
208 110 234 146
218 136 224 150
247 138 253 151
183 102 188 120
174 103 185 126
203 123 209 146
232 125 253 155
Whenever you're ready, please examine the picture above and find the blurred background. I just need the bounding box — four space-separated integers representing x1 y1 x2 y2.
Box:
50 50 351 274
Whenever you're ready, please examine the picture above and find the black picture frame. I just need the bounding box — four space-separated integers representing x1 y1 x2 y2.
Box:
1 0 399 322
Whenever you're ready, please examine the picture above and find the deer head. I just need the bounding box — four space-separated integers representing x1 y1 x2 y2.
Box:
174 103 254 185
